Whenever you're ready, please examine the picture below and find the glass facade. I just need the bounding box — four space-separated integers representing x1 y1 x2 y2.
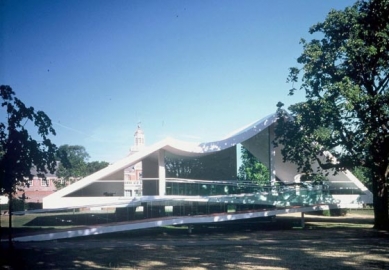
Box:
165 180 262 196
165 147 237 181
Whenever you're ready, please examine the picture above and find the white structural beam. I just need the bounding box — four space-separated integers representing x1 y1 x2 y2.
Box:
9 204 335 242
158 149 166 196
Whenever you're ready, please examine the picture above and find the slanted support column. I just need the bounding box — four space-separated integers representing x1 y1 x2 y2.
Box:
158 149 166 196
269 125 276 186
301 212 305 228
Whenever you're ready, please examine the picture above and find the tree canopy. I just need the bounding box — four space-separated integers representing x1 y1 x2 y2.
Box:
0 85 57 196
86 160 110 175
55 144 109 189
56 145 90 179
0 85 58 243
275 0 389 229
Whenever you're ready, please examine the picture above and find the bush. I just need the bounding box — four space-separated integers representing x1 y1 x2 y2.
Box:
27 202 42 210
10 199 26 211
330 209 348 216
307 209 348 216
0 199 43 212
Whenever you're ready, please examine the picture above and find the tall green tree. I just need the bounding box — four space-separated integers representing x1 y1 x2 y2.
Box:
352 166 373 191
86 161 110 175
275 0 389 229
238 146 269 185
55 145 89 189
54 145 109 189
0 85 57 244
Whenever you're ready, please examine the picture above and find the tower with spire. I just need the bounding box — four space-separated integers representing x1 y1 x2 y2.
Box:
130 122 145 153
124 123 144 197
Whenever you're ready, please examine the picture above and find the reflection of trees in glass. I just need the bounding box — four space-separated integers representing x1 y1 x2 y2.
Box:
238 146 269 185
165 148 237 180
165 156 203 179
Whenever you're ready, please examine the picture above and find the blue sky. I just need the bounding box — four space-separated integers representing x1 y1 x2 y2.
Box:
1 0 355 162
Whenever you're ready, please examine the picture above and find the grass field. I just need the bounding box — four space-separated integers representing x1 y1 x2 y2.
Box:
1 210 388 269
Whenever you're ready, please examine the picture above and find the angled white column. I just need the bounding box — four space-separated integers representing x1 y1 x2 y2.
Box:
158 149 166 196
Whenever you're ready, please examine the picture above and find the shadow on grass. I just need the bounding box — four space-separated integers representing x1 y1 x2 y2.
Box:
2 231 388 270
2 214 388 270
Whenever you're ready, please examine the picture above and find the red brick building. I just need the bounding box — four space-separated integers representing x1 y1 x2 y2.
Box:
17 124 144 203
19 173 59 203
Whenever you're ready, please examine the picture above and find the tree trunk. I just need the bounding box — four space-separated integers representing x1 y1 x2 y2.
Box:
371 168 389 230
8 193 13 248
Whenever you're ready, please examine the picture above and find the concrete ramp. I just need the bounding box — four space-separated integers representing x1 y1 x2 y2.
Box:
10 204 334 242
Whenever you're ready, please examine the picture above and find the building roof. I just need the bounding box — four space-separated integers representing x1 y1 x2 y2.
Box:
43 112 372 209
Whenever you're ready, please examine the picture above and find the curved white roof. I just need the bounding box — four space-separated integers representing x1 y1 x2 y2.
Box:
159 113 277 156
43 112 372 209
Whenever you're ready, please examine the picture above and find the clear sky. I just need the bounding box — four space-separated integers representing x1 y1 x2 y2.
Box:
1 0 355 163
